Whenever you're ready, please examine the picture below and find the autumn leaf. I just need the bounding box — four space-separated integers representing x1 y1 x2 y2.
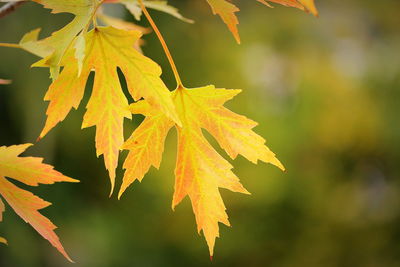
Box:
122 86 284 256
19 0 98 79
258 0 305 9
206 0 240 43
206 0 318 43
36 26 180 194
0 144 78 261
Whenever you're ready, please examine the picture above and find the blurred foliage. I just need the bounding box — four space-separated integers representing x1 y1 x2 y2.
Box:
1 0 400 266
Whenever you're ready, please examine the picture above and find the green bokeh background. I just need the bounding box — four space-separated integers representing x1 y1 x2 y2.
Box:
1 0 400 266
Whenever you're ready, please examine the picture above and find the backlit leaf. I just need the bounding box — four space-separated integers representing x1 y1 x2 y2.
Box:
0 144 78 261
206 0 317 42
37 27 180 194
122 86 284 255
206 0 240 43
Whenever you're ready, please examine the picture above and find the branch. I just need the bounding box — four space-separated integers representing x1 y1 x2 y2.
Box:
0 1 26 19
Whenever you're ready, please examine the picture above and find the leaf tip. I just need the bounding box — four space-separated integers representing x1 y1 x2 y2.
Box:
235 35 241 44
117 188 126 200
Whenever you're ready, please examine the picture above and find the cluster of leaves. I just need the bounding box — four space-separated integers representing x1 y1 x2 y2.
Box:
0 0 316 261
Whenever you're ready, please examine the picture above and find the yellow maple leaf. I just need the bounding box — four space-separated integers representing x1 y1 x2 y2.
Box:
122 86 284 256
37 26 180 194
0 144 78 261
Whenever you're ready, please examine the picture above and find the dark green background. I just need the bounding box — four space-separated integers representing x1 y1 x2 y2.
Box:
1 0 400 266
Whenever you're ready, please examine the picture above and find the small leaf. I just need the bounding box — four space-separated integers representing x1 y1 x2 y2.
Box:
206 0 240 43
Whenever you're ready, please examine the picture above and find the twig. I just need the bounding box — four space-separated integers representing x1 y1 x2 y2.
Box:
0 1 26 19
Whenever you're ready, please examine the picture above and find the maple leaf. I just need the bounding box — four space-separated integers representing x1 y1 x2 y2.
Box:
97 12 151 34
104 0 193 23
0 144 78 261
121 86 284 256
36 26 180 194
206 0 318 43
206 0 240 43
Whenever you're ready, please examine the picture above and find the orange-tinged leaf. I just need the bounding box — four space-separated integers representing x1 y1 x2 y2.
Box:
0 144 78 261
0 144 77 186
259 0 317 15
206 0 240 44
38 26 179 194
122 86 284 255
206 0 317 43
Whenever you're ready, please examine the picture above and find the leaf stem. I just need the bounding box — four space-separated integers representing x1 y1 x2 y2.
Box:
138 0 184 89
0 43 20 48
